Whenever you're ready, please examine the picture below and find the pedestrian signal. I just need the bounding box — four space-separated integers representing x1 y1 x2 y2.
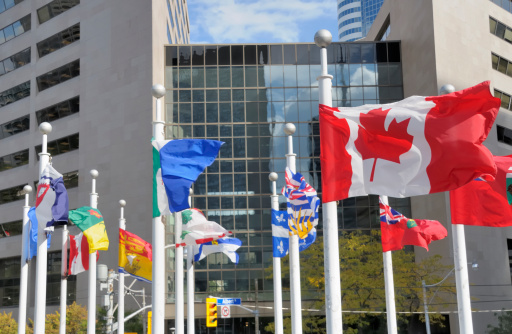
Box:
206 297 218 327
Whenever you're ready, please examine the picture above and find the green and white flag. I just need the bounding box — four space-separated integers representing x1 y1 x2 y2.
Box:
152 140 171 218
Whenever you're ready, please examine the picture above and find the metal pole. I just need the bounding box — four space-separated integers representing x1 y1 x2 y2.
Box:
107 269 114 334
59 224 69 334
87 169 99 334
439 83 474 334
269 173 283 334
422 280 431 334
187 190 194 334
315 29 343 333
34 122 52 334
175 210 184 334
255 279 259 334
152 84 166 334
118 200 126 334
18 185 32 334
284 123 302 334
381 196 398 334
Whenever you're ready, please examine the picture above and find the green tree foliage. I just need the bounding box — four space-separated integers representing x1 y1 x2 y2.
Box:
44 302 88 333
0 312 19 334
265 230 455 333
487 311 512 334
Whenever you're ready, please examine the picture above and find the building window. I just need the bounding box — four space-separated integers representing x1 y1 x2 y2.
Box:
490 17 512 44
339 27 363 39
0 47 30 77
0 184 25 205
35 133 79 159
494 88 512 110
497 125 512 146
338 7 361 20
491 0 512 14
0 14 30 46
167 23 172 44
0 81 30 109
33 170 79 191
0 220 22 237
37 23 80 58
37 0 80 24
36 96 79 124
0 0 24 15
492 52 512 77
36 59 80 92
0 149 29 172
0 256 21 306
0 114 29 139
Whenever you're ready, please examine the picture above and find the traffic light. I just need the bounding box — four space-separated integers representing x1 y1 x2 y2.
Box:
206 297 217 327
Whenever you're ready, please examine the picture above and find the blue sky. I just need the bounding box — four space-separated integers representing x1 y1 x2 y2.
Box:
187 0 339 44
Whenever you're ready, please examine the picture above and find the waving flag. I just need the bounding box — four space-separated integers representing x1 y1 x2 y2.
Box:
153 139 223 213
272 209 289 258
380 197 447 252
281 168 319 251
319 81 500 202
69 207 109 253
180 208 231 246
35 164 69 231
451 155 512 227
25 207 50 261
119 229 152 282
152 139 171 218
193 237 242 264
69 233 98 275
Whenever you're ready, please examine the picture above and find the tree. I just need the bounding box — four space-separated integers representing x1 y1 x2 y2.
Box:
265 230 455 333
44 302 88 334
0 312 33 334
487 311 512 334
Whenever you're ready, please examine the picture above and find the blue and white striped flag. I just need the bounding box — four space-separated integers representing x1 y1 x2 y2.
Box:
272 209 289 258
281 168 319 251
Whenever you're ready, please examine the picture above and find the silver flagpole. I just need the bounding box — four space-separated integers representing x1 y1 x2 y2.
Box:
269 172 283 334
59 224 69 334
87 169 99 334
18 185 32 334
118 199 126 334
381 195 398 334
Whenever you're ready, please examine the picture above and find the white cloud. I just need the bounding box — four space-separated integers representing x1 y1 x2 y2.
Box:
188 0 337 44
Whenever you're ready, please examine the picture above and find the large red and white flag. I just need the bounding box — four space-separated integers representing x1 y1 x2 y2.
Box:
69 233 98 275
319 81 500 202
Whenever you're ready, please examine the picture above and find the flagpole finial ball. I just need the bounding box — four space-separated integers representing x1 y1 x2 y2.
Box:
39 122 52 135
119 199 126 207
23 185 32 194
284 123 296 136
189 188 194 195
269 172 278 182
314 29 332 48
152 84 166 98
439 84 455 95
90 169 99 179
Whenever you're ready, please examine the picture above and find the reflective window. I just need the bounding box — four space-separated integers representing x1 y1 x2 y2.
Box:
0 14 30 46
497 125 512 146
0 47 30 77
37 0 80 24
490 0 512 14
37 23 80 58
0 184 24 205
35 133 79 158
494 88 512 110
0 149 28 172
36 59 80 92
490 16 512 44
0 0 24 15
0 114 29 140
36 96 79 124
0 219 22 237
0 81 30 109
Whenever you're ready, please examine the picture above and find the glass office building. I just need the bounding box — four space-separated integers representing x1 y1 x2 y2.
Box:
338 0 385 41
163 42 408 333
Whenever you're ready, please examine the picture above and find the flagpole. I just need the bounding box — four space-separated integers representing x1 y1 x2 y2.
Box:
151 84 166 334
315 29 343 333
118 199 126 334
284 122 303 334
59 224 69 334
269 172 283 334
186 190 194 334
380 196 398 334
437 83 474 334
175 209 184 334
87 169 99 334
18 185 32 334
34 122 52 334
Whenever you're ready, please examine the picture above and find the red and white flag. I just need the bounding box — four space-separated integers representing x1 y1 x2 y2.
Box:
69 233 98 275
319 81 500 202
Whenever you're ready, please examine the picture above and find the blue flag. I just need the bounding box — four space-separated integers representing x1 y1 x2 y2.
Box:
157 139 223 213
26 207 51 261
36 164 69 230
281 168 319 252
272 209 289 258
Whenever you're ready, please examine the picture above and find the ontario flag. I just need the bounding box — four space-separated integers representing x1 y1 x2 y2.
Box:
319 81 500 202
380 197 448 252
450 155 512 227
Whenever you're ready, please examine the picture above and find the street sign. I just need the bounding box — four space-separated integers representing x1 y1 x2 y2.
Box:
220 305 231 318
217 298 241 305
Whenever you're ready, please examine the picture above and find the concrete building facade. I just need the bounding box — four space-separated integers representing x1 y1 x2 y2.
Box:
365 1 512 333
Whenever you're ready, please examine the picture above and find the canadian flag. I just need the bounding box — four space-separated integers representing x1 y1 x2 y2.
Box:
319 81 500 202
69 233 98 275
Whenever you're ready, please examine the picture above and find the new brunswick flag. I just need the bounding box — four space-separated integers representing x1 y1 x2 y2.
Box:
69 206 109 253
119 229 152 282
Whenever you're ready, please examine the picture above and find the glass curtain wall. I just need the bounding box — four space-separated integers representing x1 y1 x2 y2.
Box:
164 42 406 306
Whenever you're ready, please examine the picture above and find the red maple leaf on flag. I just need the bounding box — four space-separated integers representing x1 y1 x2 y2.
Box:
354 107 414 182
